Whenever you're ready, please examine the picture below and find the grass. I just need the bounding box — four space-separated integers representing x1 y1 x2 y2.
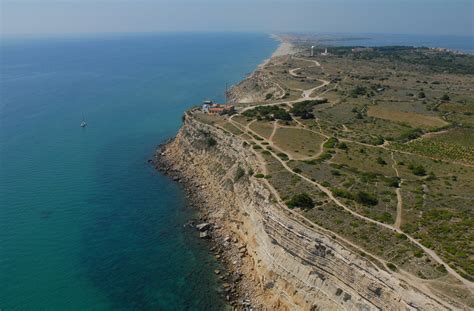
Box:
249 121 274 139
367 106 448 129
272 127 325 159
393 129 474 164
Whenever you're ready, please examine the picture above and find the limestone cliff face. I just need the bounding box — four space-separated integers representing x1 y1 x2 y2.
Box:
161 115 449 310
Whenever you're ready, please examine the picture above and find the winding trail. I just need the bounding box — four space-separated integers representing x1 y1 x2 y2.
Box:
227 55 473 289
391 152 404 229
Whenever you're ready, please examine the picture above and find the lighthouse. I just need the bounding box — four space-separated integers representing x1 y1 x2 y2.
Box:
310 46 314 57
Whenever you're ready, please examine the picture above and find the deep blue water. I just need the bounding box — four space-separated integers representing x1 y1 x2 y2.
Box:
0 33 277 310
316 33 474 53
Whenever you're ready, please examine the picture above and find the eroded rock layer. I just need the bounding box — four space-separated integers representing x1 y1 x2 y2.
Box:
158 115 451 310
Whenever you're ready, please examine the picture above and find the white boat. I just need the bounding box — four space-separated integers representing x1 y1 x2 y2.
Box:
80 115 87 128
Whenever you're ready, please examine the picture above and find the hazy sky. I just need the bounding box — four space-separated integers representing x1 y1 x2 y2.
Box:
1 0 473 36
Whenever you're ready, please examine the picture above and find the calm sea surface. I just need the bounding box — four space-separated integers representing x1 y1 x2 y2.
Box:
318 33 474 53
0 33 277 310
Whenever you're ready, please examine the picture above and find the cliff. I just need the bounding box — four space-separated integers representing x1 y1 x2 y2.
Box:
157 114 452 310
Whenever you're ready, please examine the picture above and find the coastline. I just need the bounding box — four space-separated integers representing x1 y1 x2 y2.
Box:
152 147 249 308
153 40 290 308
154 142 266 309
151 36 472 310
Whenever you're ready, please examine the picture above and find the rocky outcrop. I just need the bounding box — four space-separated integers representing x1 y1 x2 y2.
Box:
157 115 452 310
228 67 285 103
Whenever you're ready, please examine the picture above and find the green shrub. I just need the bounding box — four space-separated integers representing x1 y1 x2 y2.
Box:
350 86 367 98
289 99 328 119
324 137 339 148
337 142 348 150
376 156 387 165
206 137 217 147
409 164 426 176
277 153 289 161
386 177 400 188
254 173 265 178
234 166 245 182
354 191 378 206
387 263 397 271
286 193 314 209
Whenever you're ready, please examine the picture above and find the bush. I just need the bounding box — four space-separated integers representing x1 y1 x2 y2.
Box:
206 137 217 147
289 99 327 119
293 168 302 173
277 153 289 161
376 156 387 165
234 166 245 182
386 177 400 188
409 164 426 176
286 193 314 209
350 86 367 98
337 142 348 150
441 94 450 101
242 105 292 121
254 173 265 178
324 137 339 148
399 128 423 142
354 191 378 206
387 263 397 271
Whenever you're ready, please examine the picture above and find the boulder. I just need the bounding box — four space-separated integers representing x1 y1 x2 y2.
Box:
199 231 210 239
196 222 211 231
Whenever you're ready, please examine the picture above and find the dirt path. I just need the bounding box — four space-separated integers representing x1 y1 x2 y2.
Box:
391 152 403 229
228 56 473 288
269 120 278 141
242 121 473 289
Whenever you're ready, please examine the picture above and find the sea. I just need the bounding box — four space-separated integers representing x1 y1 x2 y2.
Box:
1 32 472 310
0 33 277 310
315 33 474 54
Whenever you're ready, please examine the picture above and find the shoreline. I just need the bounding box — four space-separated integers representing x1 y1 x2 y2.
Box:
152 38 291 309
154 142 264 309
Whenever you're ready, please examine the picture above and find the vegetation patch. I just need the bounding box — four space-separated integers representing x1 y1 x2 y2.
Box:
367 106 448 129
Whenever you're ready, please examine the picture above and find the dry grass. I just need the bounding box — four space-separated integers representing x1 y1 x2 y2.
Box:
367 106 448 129
272 127 325 159
249 121 274 139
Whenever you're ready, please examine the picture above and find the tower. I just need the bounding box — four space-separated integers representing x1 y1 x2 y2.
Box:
310 46 314 57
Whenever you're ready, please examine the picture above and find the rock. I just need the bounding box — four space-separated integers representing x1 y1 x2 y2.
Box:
199 231 210 239
214 269 221 275
196 223 211 231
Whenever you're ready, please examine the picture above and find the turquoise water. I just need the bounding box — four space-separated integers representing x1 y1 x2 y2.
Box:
0 33 277 310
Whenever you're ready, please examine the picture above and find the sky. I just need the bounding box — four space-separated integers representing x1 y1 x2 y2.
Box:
1 0 473 37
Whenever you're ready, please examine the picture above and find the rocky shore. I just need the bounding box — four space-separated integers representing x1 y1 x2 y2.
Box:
151 113 453 310
154 141 264 310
